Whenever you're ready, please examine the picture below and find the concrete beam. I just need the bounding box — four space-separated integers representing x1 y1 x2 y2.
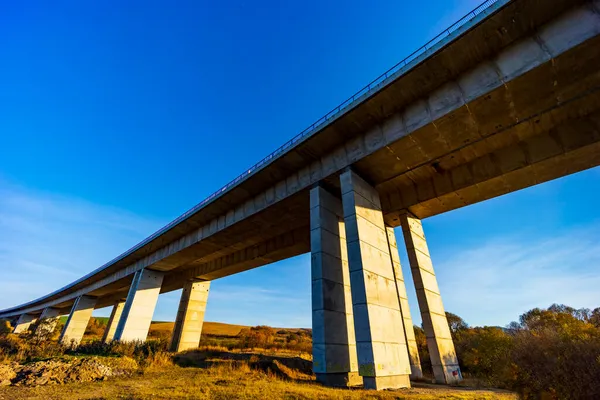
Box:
386 226 423 379
310 186 361 387
340 170 412 390
162 226 310 288
13 314 38 334
382 107 600 222
114 269 165 342
169 280 210 352
400 213 461 384
59 295 97 346
102 301 125 343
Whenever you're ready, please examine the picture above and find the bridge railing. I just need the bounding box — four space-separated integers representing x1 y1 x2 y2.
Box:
23 0 503 304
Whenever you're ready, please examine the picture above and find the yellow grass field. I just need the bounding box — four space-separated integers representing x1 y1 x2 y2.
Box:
150 321 246 337
0 361 517 400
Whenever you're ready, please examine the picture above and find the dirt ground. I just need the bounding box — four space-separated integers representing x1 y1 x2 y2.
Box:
0 360 517 400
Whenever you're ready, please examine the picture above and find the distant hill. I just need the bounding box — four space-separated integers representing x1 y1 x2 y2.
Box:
150 321 246 337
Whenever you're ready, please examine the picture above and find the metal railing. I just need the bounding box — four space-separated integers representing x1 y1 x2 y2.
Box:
1 0 505 313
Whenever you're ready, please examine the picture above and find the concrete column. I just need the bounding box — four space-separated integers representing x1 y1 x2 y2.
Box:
13 314 38 334
59 295 97 346
114 269 165 342
310 186 361 387
400 213 461 384
102 301 125 343
35 307 61 339
170 280 210 352
339 169 412 390
386 226 423 379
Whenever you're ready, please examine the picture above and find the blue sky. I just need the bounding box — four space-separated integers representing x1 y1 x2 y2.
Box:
1 0 599 328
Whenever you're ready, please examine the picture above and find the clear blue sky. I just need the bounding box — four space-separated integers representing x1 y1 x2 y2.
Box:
1 0 599 328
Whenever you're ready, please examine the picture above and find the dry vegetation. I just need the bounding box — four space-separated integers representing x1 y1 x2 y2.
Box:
0 357 516 400
2 303 600 399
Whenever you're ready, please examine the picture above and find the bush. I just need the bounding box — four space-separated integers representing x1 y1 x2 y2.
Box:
446 305 600 399
0 320 12 335
454 326 514 387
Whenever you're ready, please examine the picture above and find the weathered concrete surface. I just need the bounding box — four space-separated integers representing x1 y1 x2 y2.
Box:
102 301 125 343
386 226 423 379
170 280 210 352
114 269 164 342
400 213 461 384
35 307 61 339
12 314 37 334
340 170 411 390
310 186 361 387
60 296 97 346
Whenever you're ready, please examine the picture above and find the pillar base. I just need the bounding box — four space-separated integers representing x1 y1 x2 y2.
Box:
410 365 424 380
316 372 362 387
363 375 411 390
433 364 462 385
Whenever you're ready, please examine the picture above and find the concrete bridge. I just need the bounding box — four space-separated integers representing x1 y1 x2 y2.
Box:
2 0 600 390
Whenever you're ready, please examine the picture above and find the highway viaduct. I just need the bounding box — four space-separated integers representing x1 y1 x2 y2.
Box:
1 0 600 390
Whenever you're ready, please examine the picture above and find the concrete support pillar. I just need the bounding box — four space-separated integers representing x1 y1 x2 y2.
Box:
400 213 461 384
339 169 412 390
102 301 125 343
59 295 97 346
114 269 165 342
35 307 61 339
13 314 37 334
386 226 423 380
170 280 210 352
310 186 361 387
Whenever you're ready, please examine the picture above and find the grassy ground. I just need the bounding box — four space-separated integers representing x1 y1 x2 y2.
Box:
0 361 517 400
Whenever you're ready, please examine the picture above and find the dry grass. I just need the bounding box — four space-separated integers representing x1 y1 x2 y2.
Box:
0 362 517 400
149 321 248 337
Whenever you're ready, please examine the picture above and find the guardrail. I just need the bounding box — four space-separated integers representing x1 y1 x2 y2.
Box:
0 0 505 314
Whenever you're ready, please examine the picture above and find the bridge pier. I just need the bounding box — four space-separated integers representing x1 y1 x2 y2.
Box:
114 269 165 342
60 295 97 346
12 313 37 334
386 226 423 380
310 186 361 387
35 307 61 339
169 280 210 352
400 213 461 384
102 301 125 343
339 169 412 390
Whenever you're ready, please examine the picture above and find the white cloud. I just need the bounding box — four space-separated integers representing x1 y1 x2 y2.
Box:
419 225 600 327
0 181 164 311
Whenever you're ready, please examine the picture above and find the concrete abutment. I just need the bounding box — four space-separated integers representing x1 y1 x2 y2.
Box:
12 313 38 334
170 280 210 352
102 301 126 343
400 213 462 384
60 295 97 346
34 307 61 339
339 169 413 390
310 186 361 387
113 269 165 342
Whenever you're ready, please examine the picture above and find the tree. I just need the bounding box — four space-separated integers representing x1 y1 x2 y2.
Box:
446 312 469 333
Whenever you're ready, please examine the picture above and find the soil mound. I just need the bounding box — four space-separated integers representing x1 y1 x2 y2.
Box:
0 356 138 386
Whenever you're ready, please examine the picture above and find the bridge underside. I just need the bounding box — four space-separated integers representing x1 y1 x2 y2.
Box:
78 26 600 323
